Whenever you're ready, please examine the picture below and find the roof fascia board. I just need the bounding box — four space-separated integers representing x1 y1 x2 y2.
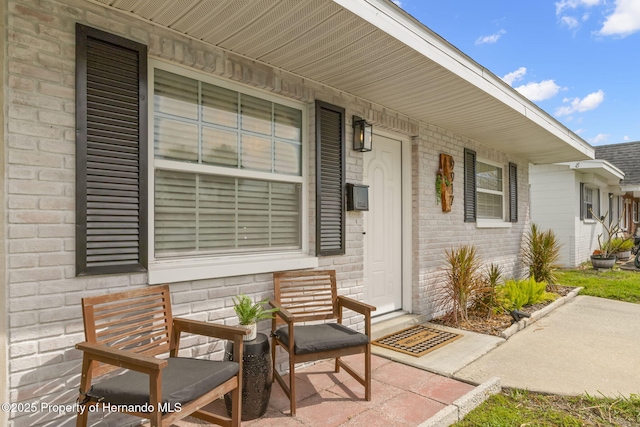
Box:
560 159 625 181
334 0 594 160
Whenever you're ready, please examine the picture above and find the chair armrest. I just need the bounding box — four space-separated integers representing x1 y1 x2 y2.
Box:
269 300 296 323
337 296 376 317
75 342 167 373
173 318 250 341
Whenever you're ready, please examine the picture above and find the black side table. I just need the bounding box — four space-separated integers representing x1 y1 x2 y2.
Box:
224 332 272 421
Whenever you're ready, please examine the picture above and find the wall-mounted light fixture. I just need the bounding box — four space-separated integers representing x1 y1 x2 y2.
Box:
352 116 372 152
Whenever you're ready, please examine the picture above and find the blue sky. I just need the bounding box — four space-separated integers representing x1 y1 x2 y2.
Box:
393 0 640 146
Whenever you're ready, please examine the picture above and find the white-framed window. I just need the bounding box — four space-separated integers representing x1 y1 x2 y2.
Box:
476 160 504 220
581 185 598 220
148 60 316 283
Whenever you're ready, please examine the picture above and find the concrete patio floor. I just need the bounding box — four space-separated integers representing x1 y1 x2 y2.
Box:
164 353 496 427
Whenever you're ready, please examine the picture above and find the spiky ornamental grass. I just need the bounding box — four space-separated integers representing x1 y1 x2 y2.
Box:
522 223 562 292
436 245 485 326
471 263 504 318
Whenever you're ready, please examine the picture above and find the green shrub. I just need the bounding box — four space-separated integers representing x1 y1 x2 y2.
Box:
498 277 557 311
522 223 562 291
436 245 485 325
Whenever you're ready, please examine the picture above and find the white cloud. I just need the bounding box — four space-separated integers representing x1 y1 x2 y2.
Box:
554 90 605 116
624 135 631 141
597 0 640 37
475 30 506 45
574 128 585 135
391 0 402 7
555 0 602 15
502 67 527 85
590 133 609 144
515 80 563 101
556 0 602 30
561 15 580 28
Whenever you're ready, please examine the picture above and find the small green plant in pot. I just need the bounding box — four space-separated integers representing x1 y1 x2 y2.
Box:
609 237 634 260
232 294 279 341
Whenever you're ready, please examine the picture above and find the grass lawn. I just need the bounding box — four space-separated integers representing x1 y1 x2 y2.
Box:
453 389 640 427
556 268 640 304
454 268 640 426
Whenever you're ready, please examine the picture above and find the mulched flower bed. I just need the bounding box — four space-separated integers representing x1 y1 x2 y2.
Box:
431 286 574 337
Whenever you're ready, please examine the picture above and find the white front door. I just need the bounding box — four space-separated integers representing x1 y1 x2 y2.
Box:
363 133 403 314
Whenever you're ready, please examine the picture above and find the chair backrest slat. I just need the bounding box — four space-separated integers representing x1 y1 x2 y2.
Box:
93 298 167 321
81 285 173 377
95 308 166 338
274 270 338 323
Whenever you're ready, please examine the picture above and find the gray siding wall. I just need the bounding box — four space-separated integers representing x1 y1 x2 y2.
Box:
4 0 529 425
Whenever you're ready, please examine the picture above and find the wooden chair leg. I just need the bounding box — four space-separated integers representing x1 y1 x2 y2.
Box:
231 381 241 427
289 356 296 416
365 344 372 401
149 373 162 427
76 357 93 427
335 357 340 373
271 335 277 384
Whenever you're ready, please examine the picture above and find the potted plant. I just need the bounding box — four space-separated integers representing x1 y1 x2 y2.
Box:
589 208 627 269
232 294 279 341
611 237 634 261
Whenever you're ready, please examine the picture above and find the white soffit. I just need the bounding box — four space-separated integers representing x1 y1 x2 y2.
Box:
94 0 594 164
561 160 625 184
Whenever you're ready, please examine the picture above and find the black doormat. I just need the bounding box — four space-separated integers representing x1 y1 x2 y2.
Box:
372 325 462 357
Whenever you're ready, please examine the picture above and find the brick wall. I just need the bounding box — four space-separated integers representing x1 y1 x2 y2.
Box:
4 0 530 425
412 125 529 316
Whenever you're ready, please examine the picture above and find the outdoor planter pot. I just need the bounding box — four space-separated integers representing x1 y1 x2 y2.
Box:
590 254 617 269
617 250 632 261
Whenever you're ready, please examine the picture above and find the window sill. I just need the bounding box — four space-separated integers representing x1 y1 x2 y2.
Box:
148 253 319 284
476 219 513 229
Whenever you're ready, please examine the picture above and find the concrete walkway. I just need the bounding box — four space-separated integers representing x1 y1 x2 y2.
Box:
454 296 640 397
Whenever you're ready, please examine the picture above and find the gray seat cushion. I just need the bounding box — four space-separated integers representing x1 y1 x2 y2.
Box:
88 357 239 408
276 323 369 355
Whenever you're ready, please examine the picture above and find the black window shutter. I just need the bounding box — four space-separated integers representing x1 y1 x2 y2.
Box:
463 148 477 222
316 101 345 256
508 162 518 222
76 24 148 276
579 183 585 220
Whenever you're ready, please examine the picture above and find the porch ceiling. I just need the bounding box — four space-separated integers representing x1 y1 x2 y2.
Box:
92 0 594 164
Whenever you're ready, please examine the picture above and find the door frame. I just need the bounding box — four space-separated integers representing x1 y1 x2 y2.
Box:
366 128 413 314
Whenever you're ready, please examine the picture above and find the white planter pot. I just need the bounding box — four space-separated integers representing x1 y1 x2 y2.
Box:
243 323 257 341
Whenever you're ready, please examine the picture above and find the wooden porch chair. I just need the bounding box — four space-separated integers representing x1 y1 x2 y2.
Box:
270 270 376 415
75 285 249 427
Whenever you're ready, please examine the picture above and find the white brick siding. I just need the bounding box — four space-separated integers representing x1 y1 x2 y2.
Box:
3 0 531 425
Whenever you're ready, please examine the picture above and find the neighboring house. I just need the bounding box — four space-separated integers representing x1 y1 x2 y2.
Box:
1 0 594 425
530 161 625 267
595 141 640 236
